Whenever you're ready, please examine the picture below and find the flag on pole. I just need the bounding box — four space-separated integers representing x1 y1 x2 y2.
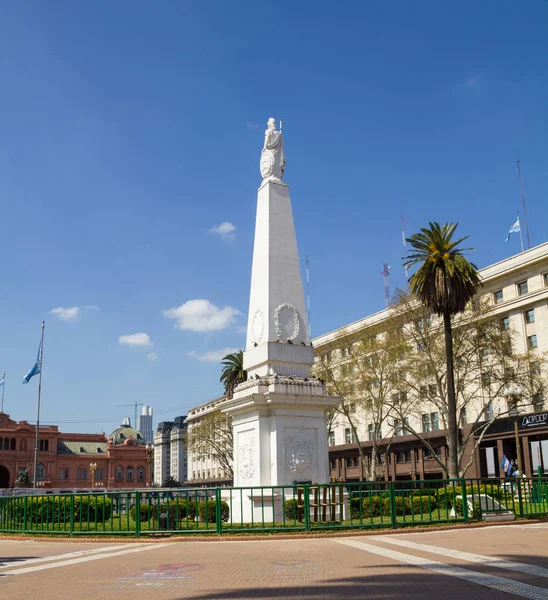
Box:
501 455 513 476
505 215 521 242
23 341 42 384
0 373 4 389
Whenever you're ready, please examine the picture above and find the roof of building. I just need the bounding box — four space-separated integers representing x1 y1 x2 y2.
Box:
57 441 108 455
108 422 146 446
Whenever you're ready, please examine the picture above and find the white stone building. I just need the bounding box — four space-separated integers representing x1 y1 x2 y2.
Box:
313 242 548 480
137 405 153 445
153 416 187 486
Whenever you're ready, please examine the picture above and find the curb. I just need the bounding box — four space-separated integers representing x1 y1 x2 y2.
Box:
1 518 545 544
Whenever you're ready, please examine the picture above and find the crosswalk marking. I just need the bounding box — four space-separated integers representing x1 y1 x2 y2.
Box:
372 536 548 579
336 539 548 600
1 543 169 577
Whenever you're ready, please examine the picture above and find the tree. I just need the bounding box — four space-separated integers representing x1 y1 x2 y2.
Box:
185 409 234 480
404 222 481 478
162 475 181 487
220 350 246 398
314 328 408 480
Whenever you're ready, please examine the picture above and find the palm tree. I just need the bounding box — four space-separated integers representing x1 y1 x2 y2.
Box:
220 350 246 398
404 222 481 478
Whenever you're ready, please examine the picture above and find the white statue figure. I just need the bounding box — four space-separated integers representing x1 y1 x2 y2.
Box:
260 117 285 181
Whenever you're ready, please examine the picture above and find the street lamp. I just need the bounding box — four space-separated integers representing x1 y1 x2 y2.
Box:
146 444 154 487
89 462 97 488
503 384 523 476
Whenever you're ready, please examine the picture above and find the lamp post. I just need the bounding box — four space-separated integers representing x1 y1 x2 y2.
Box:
90 462 97 488
146 444 154 487
503 384 523 476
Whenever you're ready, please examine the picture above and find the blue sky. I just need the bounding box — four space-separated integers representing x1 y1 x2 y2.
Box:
1 1 547 433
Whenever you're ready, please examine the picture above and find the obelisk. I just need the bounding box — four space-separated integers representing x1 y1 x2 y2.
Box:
222 119 339 503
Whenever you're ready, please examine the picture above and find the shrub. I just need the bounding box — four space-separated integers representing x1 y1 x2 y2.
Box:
198 500 229 523
361 495 382 518
284 499 299 520
454 497 482 520
13 495 113 524
411 495 437 514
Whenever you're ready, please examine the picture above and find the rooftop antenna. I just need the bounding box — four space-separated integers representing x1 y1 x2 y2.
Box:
381 263 391 307
401 215 408 278
305 254 311 338
516 151 531 249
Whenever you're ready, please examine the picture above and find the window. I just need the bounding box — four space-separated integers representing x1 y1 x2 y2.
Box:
345 428 352 444
330 459 337 470
460 407 468 426
517 281 528 296
396 450 411 463
424 447 441 460
346 457 355 467
328 430 336 446
420 385 427 398
531 361 541 376
525 309 535 324
528 335 538 349
325 351 332 364
422 414 430 433
417 342 426 353
10 437 16 451
59 468 68 480
481 372 491 387
347 402 356 413
494 290 503 304
533 393 544 412
544 273 548 287
484 401 494 421
77 468 87 480
37 463 45 479
501 316 510 331
137 466 144 481
423 412 439 432
341 346 350 358
428 384 437 397
472 299 480 312
368 423 381 440
481 348 489 359
116 466 123 481
394 418 409 437
96 469 104 480
431 412 440 431
341 364 350 377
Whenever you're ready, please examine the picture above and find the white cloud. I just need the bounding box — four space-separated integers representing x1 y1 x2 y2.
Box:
83 305 99 311
246 121 260 130
147 352 159 362
165 299 241 332
188 347 239 362
207 221 236 242
119 333 153 347
50 306 80 321
465 75 481 87
235 325 247 335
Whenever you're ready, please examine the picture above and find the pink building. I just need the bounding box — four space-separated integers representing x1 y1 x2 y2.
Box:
0 412 152 489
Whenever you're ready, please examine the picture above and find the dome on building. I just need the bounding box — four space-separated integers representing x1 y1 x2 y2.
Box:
108 419 146 446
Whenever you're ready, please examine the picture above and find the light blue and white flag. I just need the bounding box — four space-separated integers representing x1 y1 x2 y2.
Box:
505 215 521 242
23 341 42 384
501 455 513 476
0 373 4 389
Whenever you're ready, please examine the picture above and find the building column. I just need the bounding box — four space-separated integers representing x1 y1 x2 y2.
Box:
497 439 505 477
522 435 531 476
417 447 425 480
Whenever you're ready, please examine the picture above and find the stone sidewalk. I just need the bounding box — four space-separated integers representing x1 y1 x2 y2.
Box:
1 523 548 599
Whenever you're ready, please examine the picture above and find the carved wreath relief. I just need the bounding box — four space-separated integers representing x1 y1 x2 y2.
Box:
274 303 300 341
238 433 256 484
251 309 265 345
284 427 317 479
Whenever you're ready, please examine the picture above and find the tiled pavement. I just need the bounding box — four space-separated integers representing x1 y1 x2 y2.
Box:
1 524 548 599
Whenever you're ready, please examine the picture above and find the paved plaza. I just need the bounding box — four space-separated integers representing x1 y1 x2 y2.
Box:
1 524 548 599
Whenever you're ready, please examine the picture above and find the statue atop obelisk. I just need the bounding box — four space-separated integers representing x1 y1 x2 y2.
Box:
260 118 286 182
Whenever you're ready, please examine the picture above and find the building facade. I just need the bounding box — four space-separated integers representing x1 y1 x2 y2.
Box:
0 414 152 490
313 243 548 482
137 405 154 445
153 416 187 486
185 397 232 487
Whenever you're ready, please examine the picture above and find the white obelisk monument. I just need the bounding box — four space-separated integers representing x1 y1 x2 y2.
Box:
222 119 339 511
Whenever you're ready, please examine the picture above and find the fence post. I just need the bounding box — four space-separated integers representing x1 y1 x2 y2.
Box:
460 479 469 523
215 488 222 535
303 485 311 531
517 478 524 518
23 496 28 532
389 482 397 529
69 494 75 536
135 491 141 538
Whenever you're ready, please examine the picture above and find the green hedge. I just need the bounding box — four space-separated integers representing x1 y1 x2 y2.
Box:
350 495 437 519
284 499 298 520
130 500 197 523
198 500 229 523
4 495 112 524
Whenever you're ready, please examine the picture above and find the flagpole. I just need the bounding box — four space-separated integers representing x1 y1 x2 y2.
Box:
33 321 45 489
1 373 5 413
518 218 524 253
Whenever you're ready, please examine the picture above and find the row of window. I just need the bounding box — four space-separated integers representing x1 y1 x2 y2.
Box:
191 470 226 480
494 273 548 305
0 438 47 451
331 446 444 470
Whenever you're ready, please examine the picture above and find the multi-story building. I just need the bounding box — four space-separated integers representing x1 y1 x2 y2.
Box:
0 414 151 490
137 405 154 445
313 243 548 482
153 416 187 486
185 396 232 487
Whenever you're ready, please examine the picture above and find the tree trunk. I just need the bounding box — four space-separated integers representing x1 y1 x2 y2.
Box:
443 310 459 478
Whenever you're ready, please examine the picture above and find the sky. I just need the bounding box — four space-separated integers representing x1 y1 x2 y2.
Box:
0 1 547 434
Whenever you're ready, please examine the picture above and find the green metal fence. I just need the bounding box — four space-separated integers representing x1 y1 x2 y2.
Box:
1 478 546 537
